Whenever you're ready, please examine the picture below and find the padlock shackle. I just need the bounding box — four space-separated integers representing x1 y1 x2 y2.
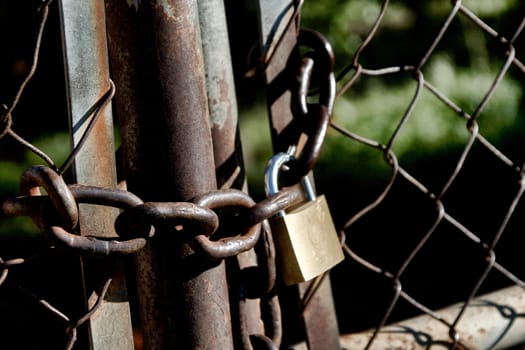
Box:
300 176 316 201
265 150 317 206
264 152 293 198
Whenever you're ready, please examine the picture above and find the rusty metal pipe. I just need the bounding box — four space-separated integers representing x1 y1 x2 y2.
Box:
197 0 270 346
198 0 243 190
105 0 233 348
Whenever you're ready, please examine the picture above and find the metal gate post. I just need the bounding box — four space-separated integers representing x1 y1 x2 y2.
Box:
198 0 244 190
257 1 342 349
105 1 234 349
197 0 267 342
58 1 134 348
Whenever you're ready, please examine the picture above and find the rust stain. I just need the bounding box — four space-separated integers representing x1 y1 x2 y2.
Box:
155 0 188 25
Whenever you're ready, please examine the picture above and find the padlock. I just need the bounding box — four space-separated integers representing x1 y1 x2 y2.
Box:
265 151 344 285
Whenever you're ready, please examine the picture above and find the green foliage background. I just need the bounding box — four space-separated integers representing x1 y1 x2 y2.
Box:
239 0 525 194
234 2 525 331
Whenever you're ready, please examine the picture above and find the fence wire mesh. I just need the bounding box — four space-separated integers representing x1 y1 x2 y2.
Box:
1 0 525 350
317 1 525 348
0 2 121 349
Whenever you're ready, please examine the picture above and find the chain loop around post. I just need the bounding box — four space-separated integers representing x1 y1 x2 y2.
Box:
115 202 218 239
49 225 146 256
20 165 78 230
6 168 305 260
43 185 147 255
191 189 262 260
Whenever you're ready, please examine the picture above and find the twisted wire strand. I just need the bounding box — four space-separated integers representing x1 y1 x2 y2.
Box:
331 2 525 348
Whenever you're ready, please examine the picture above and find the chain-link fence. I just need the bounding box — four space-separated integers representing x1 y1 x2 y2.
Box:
314 1 525 348
1 2 115 349
1 0 524 349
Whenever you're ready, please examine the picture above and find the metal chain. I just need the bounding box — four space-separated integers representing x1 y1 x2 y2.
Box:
0 0 329 348
3 166 310 258
236 220 282 350
273 29 336 186
241 14 343 347
2 167 305 349
0 1 336 349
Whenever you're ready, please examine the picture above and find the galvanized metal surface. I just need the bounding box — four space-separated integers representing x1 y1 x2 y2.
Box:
105 0 233 348
258 0 298 72
198 0 244 190
58 0 134 348
257 0 299 153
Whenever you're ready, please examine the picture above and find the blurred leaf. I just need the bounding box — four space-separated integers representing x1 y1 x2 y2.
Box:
239 102 273 191
0 161 24 195
0 216 39 239
25 131 70 168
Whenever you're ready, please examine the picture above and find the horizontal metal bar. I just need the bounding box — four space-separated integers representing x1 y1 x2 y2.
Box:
293 285 525 349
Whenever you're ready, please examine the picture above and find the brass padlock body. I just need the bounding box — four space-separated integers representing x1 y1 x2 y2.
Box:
270 194 344 285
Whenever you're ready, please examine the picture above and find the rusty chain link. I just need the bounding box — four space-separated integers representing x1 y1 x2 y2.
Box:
0 0 324 348
4 166 309 258
19 165 78 229
235 220 282 350
115 202 218 240
0 1 312 347
274 29 336 186
2 167 304 348
191 189 262 260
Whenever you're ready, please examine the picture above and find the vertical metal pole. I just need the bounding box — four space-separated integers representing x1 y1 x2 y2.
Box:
105 1 234 349
258 0 300 153
58 1 134 349
197 0 265 343
198 0 244 190
257 1 342 349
